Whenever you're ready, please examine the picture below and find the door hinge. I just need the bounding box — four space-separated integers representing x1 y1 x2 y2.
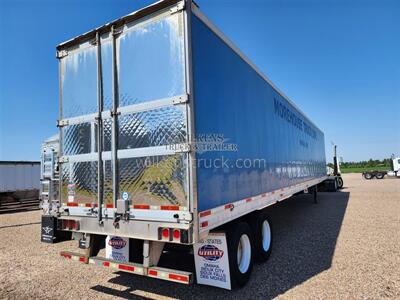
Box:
170 1 185 14
57 119 69 127
172 94 189 105
112 27 123 37
89 38 97 46
56 50 68 59
59 156 69 163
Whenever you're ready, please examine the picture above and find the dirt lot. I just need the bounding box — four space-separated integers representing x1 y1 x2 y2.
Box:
0 173 399 299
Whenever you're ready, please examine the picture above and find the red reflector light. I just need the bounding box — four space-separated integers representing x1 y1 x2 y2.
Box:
148 270 158 276
72 221 78 230
119 264 134 272
134 204 150 209
169 273 189 282
173 229 180 239
160 205 179 210
162 228 169 238
79 257 86 262
201 221 208 228
103 262 110 267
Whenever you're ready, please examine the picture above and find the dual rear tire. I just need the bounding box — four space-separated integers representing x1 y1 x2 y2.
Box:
226 212 272 288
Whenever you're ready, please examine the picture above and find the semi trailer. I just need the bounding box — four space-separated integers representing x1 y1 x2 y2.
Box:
0 161 40 213
362 156 400 179
41 0 327 289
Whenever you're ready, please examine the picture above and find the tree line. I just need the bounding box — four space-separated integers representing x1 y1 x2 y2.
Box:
328 158 391 169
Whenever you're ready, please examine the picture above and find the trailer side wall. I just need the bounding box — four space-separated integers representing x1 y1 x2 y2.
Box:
0 163 40 193
191 14 326 212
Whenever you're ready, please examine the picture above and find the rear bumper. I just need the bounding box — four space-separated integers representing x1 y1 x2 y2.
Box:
60 251 192 284
58 216 194 244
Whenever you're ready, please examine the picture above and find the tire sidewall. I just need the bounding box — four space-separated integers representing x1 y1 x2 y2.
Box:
226 222 254 288
364 173 372 179
337 177 343 188
250 212 273 262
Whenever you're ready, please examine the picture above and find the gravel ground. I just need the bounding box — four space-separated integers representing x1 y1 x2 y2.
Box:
0 173 399 299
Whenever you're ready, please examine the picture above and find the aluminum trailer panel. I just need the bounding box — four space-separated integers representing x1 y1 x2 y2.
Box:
56 1 193 231
0 162 40 193
191 9 326 212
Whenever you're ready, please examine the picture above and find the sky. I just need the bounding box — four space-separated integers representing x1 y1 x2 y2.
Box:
0 0 399 162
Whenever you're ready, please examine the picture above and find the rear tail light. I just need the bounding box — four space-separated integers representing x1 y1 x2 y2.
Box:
158 228 189 243
173 229 180 239
60 219 80 231
162 228 170 238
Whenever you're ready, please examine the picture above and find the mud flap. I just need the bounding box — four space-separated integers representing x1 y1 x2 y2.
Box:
41 215 71 243
194 232 231 290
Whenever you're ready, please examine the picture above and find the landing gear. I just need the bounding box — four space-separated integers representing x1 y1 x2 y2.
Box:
309 186 318 204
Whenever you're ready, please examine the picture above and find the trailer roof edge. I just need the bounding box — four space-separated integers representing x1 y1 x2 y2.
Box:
57 0 179 50
0 161 40 165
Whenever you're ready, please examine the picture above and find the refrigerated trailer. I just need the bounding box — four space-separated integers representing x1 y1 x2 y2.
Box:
43 0 327 289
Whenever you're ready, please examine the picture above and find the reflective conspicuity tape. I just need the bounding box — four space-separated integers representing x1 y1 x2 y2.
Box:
132 204 188 211
198 177 327 232
199 210 211 218
62 203 113 208
87 257 192 284
88 258 144 275
147 268 190 284
60 251 88 263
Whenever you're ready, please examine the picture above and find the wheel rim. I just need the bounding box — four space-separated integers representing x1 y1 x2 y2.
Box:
262 220 271 252
237 234 251 273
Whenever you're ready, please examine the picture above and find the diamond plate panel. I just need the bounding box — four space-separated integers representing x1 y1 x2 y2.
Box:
118 106 186 150
103 119 112 152
61 46 98 118
104 160 113 205
119 154 188 207
61 161 98 204
62 122 92 155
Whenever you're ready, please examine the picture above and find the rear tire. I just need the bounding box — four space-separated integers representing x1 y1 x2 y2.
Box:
249 212 272 262
375 173 385 179
336 176 343 188
226 222 254 288
364 172 373 180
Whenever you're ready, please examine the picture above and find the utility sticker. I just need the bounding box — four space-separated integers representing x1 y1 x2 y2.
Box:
106 236 129 262
67 183 75 202
194 232 231 290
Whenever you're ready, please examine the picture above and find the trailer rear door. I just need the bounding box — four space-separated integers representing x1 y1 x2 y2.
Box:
58 8 190 219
